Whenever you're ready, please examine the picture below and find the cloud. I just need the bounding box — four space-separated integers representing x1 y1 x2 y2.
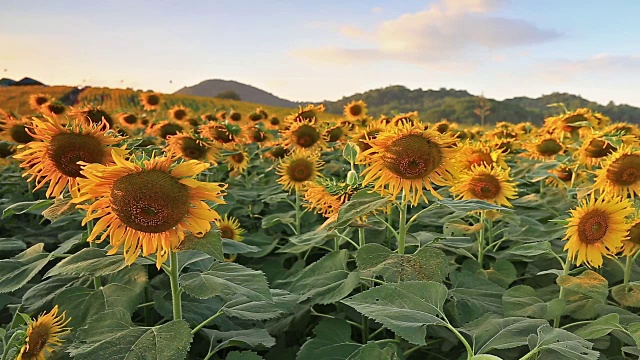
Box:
535 54 640 83
293 0 560 66
371 7 383 13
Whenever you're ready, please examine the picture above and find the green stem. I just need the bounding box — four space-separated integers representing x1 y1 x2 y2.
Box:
477 210 486 268
169 251 182 321
445 323 473 360
361 316 369 344
553 258 571 328
487 217 494 247
624 255 634 285
191 310 222 335
397 192 408 255
1 331 21 360
369 326 386 340
519 348 539 360
358 227 365 248
87 220 101 289
295 189 301 235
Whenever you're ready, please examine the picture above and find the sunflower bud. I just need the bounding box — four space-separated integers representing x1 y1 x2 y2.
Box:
343 142 359 164
346 169 359 186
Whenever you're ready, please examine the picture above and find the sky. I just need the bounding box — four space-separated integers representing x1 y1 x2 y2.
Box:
1 0 639 106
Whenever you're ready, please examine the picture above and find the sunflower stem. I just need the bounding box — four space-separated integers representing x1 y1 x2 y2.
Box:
86 220 101 290
624 255 634 285
358 227 365 248
191 310 222 335
477 210 486 268
169 251 183 321
553 258 571 328
445 322 473 360
294 189 301 235
397 192 408 255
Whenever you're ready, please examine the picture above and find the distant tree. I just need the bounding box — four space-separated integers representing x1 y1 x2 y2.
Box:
215 90 241 101
474 93 491 127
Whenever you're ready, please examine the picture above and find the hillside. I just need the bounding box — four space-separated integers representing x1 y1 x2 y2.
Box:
322 86 640 125
175 79 298 108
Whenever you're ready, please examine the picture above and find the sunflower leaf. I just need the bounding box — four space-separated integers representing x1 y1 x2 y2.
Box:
45 247 126 278
297 318 362 360
0 243 52 293
461 314 547 354
203 328 275 354
527 325 598 360
180 262 273 302
335 190 390 228
177 230 224 262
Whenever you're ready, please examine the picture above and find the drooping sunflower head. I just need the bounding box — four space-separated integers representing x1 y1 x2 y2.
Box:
547 108 600 136
168 105 189 122
276 149 324 192
74 151 227 268
594 145 640 199
140 92 161 111
522 135 565 160
546 164 585 189
199 122 242 148
577 131 618 168
148 120 186 140
604 122 640 138
215 215 244 241
200 113 217 123
1 116 35 144
42 101 66 116
358 122 458 205
13 116 124 198
564 195 633 267
165 132 218 163
351 119 388 153
73 106 114 128
621 218 640 256
304 178 356 218
117 112 139 129
514 122 536 137
344 100 367 121
225 148 250 174
456 141 507 171
29 93 51 111
17 305 71 360
281 119 327 150
286 104 325 124
449 164 517 207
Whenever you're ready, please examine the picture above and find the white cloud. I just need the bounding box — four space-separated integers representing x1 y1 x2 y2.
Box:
371 7 383 13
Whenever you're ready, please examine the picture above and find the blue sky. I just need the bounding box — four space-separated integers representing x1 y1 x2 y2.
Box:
1 0 639 106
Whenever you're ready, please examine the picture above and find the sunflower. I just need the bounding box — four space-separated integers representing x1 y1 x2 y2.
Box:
72 106 114 128
325 123 351 143
215 215 245 262
29 93 51 111
199 122 242 148
621 218 640 256
604 122 640 138
1 116 35 144
248 112 263 122
165 132 218 163
148 120 186 140
545 108 600 136
117 112 139 129
168 105 189 122
546 164 585 188
140 92 161 111
228 111 242 122
304 179 355 218
456 141 507 171
201 113 217 123
450 164 517 207
563 195 633 267
344 100 367 121
594 145 640 199
286 104 325 124
390 112 420 127
264 145 290 161
225 148 250 174
433 120 457 134
257 107 269 120
73 151 226 268
215 110 227 121
14 116 123 198
522 135 565 160
243 123 274 146
17 305 70 360
577 132 617 168
267 116 281 130
277 149 323 192
358 122 458 205
42 101 66 116
281 119 326 150
351 119 388 153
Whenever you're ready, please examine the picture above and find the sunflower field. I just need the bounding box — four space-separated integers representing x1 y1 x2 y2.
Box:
2 90 640 360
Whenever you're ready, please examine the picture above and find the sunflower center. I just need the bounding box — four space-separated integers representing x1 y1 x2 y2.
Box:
48 133 105 178
468 151 493 168
294 125 320 148
220 225 235 239
270 117 280 126
0 142 15 158
349 105 363 117
10 124 34 143
436 124 449 133
86 109 113 127
111 170 190 233
562 114 587 131
468 174 501 199
269 146 287 159
287 159 313 182
249 113 263 122
328 127 344 142
231 153 245 164
584 139 616 159
629 223 640 245
213 128 233 143
23 324 50 357
229 112 242 122
145 94 160 106
173 109 187 121
536 139 563 156
297 110 315 122
382 134 442 180
48 103 65 115
577 210 609 244
552 168 573 182
122 114 137 124
34 96 49 106
252 130 267 142
606 154 640 186
180 138 207 160
159 123 184 139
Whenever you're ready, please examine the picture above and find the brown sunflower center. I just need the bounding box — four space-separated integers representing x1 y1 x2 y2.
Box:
356 130 381 152
0 142 15 158
629 223 640 245
10 124 34 143
468 151 493 168
47 103 66 115
159 123 184 139
287 159 314 182
229 112 242 122
231 153 245 164
85 109 113 127
270 117 280 126
111 170 189 233
468 174 502 200
269 146 288 159
584 139 616 159
606 154 640 186
552 167 573 182
23 323 50 357
297 110 316 122
34 96 49 106
145 94 160 106
562 114 587 131
536 139 563 156
349 104 363 117
122 114 137 124
213 128 233 143
220 225 235 239
180 138 207 160
172 109 187 121
249 113 263 122
294 125 320 148
251 130 267 142
577 210 609 244
436 123 449 133
48 133 105 178
328 127 344 142
382 134 442 180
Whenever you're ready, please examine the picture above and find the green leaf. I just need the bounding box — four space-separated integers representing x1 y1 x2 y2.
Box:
222 239 260 254
180 262 272 302
573 313 622 339
2 199 54 218
335 190 389 228
342 281 448 345
485 260 517 288
462 314 547 354
0 243 52 293
502 285 547 318
611 283 640 308
556 270 608 301
0 238 26 252
448 272 504 323
347 343 396 360
436 199 513 213
68 308 192 360
221 289 298 321
528 325 598 360
177 230 224 262
45 248 126 278
204 328 275 354
297 318 361 360
469 356 504 360
262 211 295 228
277 250 360 305
22 275 83 313
356 244 448 283
227 351 264 360
628 322 640 350
277 230 331 254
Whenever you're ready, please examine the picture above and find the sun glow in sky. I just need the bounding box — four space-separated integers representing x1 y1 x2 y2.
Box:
1 0 639 106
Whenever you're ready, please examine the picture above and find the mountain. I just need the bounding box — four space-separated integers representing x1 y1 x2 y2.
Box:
321 85 640 125
0 77 45 87
174 79 298 108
